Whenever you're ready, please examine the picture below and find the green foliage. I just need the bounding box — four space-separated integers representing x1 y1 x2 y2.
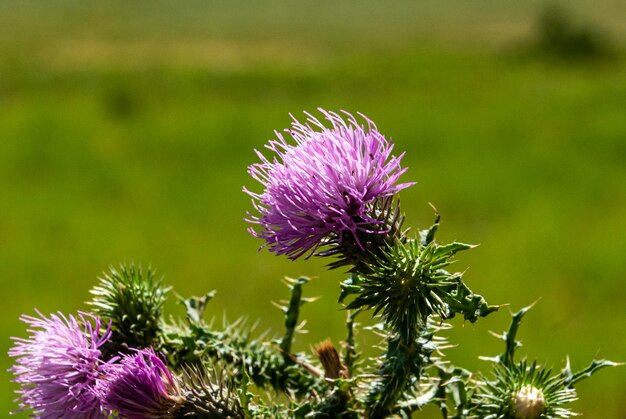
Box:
161 281 326 399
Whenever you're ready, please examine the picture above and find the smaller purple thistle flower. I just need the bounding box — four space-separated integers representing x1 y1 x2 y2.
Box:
8 310 112 418
100 347 184 418
245 109 414 259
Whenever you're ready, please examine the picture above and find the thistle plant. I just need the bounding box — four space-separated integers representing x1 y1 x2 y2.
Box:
8 109 620 418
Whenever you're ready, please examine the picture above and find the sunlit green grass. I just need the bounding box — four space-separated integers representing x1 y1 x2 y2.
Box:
1 2 625 417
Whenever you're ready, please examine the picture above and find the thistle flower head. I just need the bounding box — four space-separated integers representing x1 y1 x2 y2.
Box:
100 347 184 418
245 109 413 259
8 310 111 418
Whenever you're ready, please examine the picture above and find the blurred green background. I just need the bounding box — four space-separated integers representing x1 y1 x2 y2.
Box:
1 1 625 417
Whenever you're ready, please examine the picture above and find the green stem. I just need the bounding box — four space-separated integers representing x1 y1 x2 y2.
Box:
366 328 424 418
279 276 309 356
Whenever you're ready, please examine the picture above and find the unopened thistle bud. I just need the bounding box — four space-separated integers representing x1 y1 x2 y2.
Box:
88 264 169 353
512 385 546 419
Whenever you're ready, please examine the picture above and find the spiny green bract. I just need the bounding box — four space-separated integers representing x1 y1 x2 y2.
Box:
320 196 407 273
176 364 244 418
340 231 497 337
88 264 169 354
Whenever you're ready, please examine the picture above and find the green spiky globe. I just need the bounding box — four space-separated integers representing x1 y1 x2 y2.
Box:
88 264 169 353
470 361 577 419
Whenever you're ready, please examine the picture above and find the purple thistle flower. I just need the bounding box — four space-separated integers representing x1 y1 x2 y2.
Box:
8 310 112 418
100 347 184 418
245 109 414 259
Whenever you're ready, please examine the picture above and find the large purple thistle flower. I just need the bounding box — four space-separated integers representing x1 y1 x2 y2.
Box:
245 109 414 259
99 348 184 418
8 311 112 418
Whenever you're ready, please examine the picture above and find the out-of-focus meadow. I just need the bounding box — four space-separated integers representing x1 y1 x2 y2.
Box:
1 1 625 416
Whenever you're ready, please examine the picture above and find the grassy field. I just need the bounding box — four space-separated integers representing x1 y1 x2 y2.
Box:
1 1 625 417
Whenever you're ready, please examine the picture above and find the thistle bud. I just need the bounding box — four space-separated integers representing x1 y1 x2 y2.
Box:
512 385 546 419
